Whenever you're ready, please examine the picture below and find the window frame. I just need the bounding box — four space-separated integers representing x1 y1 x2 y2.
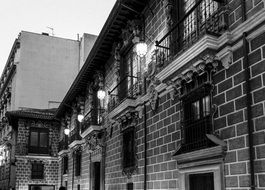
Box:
62 156 68 175
179 164 223 190
31 162 44 179
28 127 49 154
75 151 82 176
119 44 139 100
122 126 136 171
180 76 214 153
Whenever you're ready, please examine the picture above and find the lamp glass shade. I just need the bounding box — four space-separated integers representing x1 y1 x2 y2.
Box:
136 42 147 57
77 114 84 122
97 89 106 100
64 128 70 136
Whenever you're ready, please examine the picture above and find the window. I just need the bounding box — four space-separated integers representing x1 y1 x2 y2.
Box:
183 0 218 36
31 162 44 179
119 47 139 100
127 183 133 190
122 127 135 169
62 156 68 174
75 151 81 176
29 127 49 154
189 173 214 190
181 73 214 153
29 185 55 190
179 164 222 190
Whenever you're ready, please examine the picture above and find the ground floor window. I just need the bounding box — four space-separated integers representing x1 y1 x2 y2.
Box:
29 185 54 190
31 162 44 179
189 172 214 190
179 164 222 190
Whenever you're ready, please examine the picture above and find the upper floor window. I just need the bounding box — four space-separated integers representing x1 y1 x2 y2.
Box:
122 127 136 171
183 0 218 39
180 72 214 153
62 156 68 175
75 150 82 176
31 162 44 179
119 47 139 100
29 127 49 154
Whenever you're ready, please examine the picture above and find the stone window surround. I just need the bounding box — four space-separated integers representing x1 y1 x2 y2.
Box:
179 163 223 190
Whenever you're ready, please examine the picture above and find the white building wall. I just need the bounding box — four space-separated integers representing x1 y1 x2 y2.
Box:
14 31 80 109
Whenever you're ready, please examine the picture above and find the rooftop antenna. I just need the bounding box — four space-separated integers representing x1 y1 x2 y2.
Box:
47 27 54 36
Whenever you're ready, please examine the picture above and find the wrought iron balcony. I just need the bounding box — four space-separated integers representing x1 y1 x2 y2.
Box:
180 116 214 153
155 0 228 64
58 136 68 152
80 108 105 133
69 124 82 144
108 75 139 112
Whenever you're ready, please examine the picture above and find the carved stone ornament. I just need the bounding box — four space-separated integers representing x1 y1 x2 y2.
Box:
147 78 160 111
163 0 174 28
166 80 181 100
220 50 233 69
93 71 104 89
83 131 104 154
164 54 220 98
121 19 143 46
114 43 121 82
117 110 138 131
147 49 165 78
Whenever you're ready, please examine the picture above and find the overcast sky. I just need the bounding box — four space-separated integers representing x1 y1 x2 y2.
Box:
0 0 116 72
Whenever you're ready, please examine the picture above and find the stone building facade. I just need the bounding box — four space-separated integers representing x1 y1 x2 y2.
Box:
56 0 265 190
6 109 60 190
0 31 97 190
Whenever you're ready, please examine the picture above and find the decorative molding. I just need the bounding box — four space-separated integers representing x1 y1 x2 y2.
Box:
173 145 226 169
108 98 137 119
68 139 85 149
163 0 174 30
164 54 219 100
83 130 104 154
116 110 138 132
217 47 233 69
113 42 122 83
80 125 102 138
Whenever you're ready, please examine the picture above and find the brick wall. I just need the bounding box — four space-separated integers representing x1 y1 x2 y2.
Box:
64 150 90 190
16 119 59 156
16 159 58 190
228 0 264 30
213 30 265 189
104 1 265 190
15 118 60 190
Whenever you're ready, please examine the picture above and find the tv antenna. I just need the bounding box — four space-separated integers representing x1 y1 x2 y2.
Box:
47 27 54 36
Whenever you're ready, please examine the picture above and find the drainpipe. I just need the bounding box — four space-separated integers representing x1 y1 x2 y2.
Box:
143 103 147 190
72 153 75 190
243 32 255 190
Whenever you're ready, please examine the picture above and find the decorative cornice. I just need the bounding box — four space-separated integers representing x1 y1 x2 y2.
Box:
68 139 85 149
116 110 138 132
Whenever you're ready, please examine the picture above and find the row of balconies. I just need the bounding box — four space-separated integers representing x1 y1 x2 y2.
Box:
58 108 105 153
58 0 229 154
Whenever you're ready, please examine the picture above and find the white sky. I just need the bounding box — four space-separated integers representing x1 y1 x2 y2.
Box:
0 0 116 72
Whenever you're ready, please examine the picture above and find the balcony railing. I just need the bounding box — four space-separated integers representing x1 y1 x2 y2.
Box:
155 0 228 63
58 136 68 152
81 108 105 133
180 116 214 153
69 124 82 144
108 75 139 112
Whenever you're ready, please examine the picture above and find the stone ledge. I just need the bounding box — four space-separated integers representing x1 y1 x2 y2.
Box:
174 145 226 169
80 125 102 138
